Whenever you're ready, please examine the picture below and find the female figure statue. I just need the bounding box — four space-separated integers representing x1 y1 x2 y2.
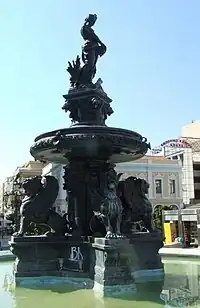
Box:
80 14 107 84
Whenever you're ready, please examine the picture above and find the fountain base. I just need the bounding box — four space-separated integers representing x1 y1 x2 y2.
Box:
9 233 164 297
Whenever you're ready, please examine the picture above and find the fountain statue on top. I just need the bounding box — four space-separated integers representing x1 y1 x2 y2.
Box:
62 14 113 125
10 15 163 294
67 13 107 87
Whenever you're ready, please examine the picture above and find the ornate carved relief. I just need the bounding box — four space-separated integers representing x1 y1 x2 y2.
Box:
152 172 165 178
168 172 178 178
119 172 135 179
137 173 147 180
119 172 147 180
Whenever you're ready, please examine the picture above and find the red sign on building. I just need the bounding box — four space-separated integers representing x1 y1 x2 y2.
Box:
161 139 192 149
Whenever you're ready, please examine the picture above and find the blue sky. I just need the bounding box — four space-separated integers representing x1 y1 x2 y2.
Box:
0 0 200 181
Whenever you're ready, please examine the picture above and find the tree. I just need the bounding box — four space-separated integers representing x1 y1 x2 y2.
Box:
153 205 170 229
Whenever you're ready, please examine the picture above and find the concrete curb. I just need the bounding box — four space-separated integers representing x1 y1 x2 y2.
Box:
159 247 200 259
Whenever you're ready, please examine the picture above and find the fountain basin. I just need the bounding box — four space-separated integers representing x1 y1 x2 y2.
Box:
9 233 163 297
30 125 150 163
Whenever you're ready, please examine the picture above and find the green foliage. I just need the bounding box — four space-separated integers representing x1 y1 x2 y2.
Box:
153 206 163 229
153 205 170 229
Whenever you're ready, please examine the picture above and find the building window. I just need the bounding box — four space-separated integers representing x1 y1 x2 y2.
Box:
194 176 200 183
195 190 200 199
155 179 162 194
194 164 200 171
169 179 176 194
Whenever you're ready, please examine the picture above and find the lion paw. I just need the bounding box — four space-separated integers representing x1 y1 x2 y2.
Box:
116 233 125 239
105 231 117 239
13 232 24 237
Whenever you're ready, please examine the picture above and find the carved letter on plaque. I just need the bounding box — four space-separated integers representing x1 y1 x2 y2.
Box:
69 246 83 261
68 246 84 271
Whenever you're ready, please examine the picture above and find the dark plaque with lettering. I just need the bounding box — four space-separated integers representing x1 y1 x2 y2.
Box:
62 244 90 272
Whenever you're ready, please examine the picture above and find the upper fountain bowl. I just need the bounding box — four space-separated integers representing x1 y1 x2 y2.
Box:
30 125 151 164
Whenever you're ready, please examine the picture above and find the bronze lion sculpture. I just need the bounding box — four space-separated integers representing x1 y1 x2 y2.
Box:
90 175 155 237
14 175 69 237
119 176 155 234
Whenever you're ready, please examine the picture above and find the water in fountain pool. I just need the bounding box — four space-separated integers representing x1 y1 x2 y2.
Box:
1 259 200 307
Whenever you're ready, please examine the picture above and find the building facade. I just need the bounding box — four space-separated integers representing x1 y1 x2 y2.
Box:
151 121 200 205
182 121 200 203
0 176 15 228
152 140 194 205
0 161 45 226
0 182 5 228
0 183 4 217
42 163 67 215
13 161 45 181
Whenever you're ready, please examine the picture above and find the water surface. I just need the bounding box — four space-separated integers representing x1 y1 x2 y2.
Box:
1 260 200 308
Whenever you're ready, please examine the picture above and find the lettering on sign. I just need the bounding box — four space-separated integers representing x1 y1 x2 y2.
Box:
69 246 83 261
68 246 84 271
161 139 192 149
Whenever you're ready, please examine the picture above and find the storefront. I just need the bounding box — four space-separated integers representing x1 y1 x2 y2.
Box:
163 205 200 247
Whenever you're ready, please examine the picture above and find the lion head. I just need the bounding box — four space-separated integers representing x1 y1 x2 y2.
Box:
22 176 42 197
137 178 149 195
21 176 59 214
